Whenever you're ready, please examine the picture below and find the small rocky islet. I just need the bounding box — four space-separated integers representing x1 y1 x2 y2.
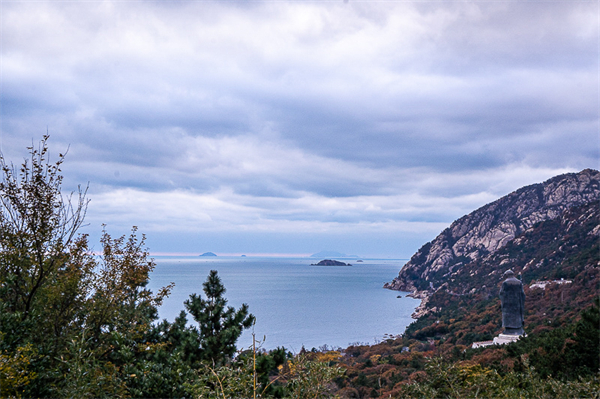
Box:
310 259 352 266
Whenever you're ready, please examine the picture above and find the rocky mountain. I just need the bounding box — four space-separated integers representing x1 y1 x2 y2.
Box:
402 197 599 346
385 169 600 294
342 193 600 399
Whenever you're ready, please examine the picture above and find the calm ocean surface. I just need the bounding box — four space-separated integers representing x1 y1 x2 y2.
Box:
147 257 419 351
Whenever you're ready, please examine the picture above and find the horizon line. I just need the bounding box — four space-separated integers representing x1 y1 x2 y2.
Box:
147 251 408 259
149 251 314 257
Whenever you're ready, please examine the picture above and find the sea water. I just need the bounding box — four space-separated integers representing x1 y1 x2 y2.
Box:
147 257 418 351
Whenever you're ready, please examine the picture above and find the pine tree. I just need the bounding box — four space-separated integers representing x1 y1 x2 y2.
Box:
185 270 255 365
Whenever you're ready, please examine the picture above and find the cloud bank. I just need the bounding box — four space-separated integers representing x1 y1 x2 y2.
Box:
1 1 597 257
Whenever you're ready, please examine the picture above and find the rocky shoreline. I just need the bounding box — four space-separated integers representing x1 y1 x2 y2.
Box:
385 288 434 319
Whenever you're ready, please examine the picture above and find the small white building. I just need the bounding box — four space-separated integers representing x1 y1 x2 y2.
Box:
529 278 572 290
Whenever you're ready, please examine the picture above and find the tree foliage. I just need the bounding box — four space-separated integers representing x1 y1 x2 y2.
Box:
185 270 256 365
0 135 90 341
0 137 343 397
399 356 599 399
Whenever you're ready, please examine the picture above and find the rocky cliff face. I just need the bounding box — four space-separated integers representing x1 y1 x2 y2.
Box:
403 198 599 338
385 169 600 293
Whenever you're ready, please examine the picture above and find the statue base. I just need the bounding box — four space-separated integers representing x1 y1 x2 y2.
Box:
472 333 526 349
503 327 524 335
493 333 525 345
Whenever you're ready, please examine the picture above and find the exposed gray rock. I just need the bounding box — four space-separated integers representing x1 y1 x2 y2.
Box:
384 169 600 293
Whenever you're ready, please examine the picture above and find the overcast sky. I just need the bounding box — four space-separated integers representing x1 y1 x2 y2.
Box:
1 0 598 258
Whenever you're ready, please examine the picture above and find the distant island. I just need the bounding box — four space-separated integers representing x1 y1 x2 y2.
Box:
310 251 359 258
310 259 352 266
199 252 217 257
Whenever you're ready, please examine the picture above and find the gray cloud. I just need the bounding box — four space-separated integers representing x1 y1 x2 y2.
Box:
1 1 597 256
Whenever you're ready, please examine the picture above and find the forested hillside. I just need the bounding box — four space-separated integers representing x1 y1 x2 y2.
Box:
404 200 598 343
334 174 599 398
